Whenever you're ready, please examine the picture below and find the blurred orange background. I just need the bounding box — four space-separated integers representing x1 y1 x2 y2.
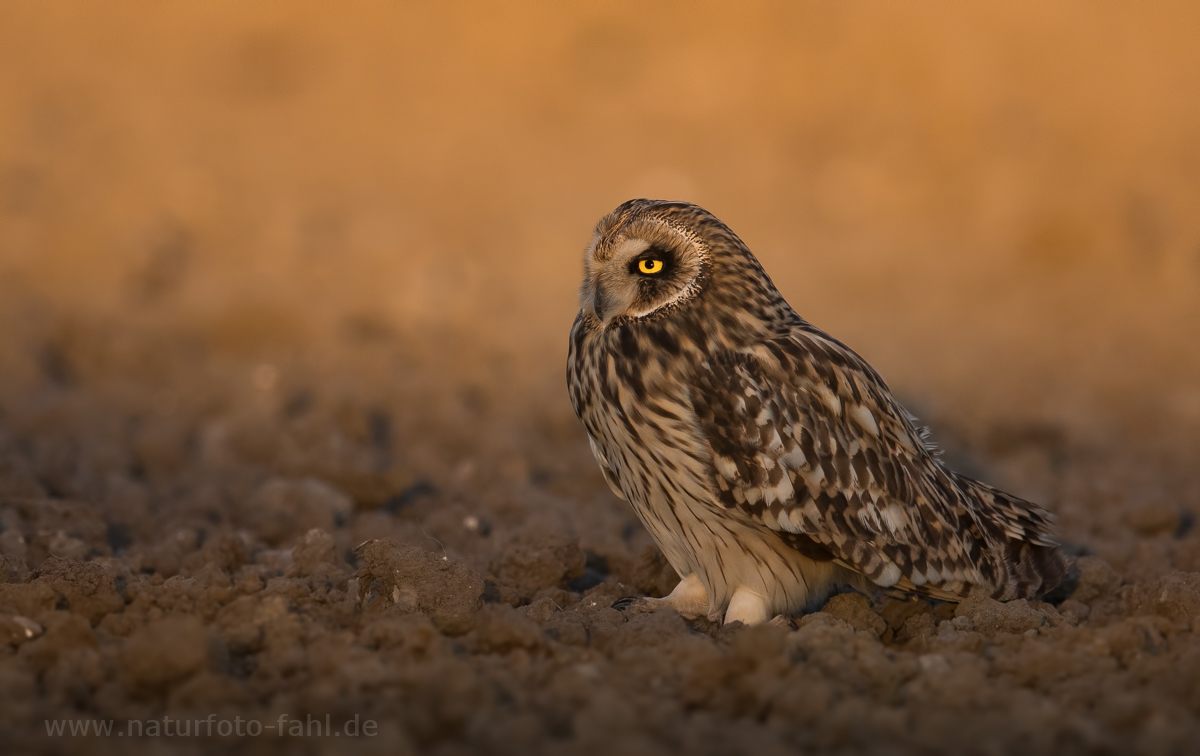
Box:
2 0 1198 449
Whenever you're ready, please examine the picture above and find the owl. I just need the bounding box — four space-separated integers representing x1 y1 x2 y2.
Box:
566 199 1067 625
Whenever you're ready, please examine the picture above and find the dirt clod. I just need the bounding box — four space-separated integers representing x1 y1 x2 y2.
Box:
821 592 888 636
31 558 123 625
356 538 484 634
121 615 210 696
471 603 544 653
1129 572 1200 628
954 591 1049 635
491 528 586 600
290 527 340 577
1071 555 1123 605
246 478 354 547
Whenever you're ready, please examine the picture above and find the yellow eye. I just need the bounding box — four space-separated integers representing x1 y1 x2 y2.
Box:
638 259 665 275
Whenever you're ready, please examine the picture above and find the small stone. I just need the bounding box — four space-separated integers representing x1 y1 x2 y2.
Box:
18 613 96 675
1 615 44 646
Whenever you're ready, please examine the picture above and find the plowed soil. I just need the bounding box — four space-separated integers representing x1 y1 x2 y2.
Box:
2 3 1199 755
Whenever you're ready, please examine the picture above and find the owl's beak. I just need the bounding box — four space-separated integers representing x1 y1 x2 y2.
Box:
580 271 608 324
591 287 607 322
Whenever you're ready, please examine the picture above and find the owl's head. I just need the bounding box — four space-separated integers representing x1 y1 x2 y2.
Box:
579 199 777 329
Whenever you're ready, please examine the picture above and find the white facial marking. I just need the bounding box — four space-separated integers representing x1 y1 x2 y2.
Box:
583 221 704 324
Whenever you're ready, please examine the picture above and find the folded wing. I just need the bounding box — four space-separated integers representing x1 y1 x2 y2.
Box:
689 328 1063 601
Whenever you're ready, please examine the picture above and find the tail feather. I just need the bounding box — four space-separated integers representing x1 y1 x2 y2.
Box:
1001 539 1068 600
951 473 1067 601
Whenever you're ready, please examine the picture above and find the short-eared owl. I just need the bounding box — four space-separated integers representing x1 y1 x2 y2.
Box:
567 199 1066 625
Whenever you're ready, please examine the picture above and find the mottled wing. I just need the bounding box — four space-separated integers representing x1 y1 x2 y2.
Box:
945 473 1065 599
690 330 1028 600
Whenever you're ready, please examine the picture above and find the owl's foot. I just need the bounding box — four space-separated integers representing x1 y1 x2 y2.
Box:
611 573 710 619
723 586 771 626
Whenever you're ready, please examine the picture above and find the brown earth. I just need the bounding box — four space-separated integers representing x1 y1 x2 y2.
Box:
2 2 1200 755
